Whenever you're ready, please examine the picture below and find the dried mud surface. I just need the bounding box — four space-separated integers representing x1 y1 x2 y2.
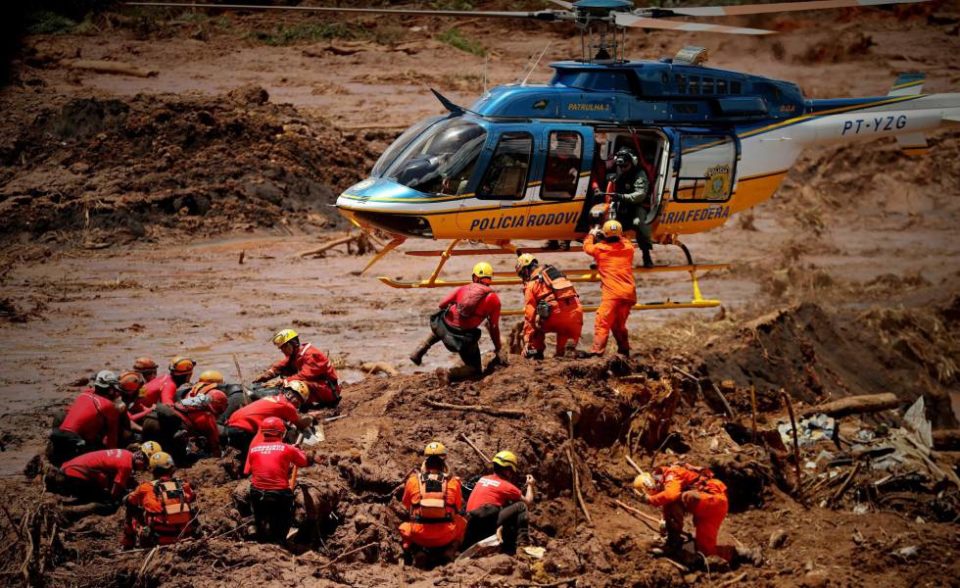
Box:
1 2 960 587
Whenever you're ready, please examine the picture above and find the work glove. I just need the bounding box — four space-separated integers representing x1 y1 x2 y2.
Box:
253 371 274 384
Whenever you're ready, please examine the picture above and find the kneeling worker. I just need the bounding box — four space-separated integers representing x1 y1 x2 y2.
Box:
122 452 197 549
399 442 466 565
462 451 535 555
515 253 584 358
224 379 312 457
634 463 761 565
46 442 161 504
409 262 503 381
253 328 340 408
244 416 310 544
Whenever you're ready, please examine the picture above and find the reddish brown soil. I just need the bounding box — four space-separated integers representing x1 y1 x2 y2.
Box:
1 2 959 587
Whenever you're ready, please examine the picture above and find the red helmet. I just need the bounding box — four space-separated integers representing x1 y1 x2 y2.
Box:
117 371 145 394
207 390 228 415
260 416 285 437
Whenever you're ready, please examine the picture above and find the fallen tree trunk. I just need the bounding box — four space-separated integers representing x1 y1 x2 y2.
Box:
933 429 960 451
64 59 158 77
424 400 524 418
799 393 899 418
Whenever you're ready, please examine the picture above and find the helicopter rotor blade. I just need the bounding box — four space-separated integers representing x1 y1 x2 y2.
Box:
544 0 575 8
614 13 774 35
126 2 570 21
652 0 929 18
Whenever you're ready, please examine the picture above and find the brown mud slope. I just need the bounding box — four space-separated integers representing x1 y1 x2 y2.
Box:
0 88 382 253
3 301 959 587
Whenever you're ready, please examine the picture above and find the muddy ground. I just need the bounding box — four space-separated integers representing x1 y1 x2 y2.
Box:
1 1 959 587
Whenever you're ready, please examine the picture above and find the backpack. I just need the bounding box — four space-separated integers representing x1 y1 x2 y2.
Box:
453 283 492 320
411 472 455 523
535 265 578 309
149 479 195 541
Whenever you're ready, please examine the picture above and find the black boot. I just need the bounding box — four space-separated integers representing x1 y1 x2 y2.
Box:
409 335 436 366
642 249 654 269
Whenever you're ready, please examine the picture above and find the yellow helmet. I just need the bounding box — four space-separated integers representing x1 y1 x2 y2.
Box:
198 370 224 384
492 450 519 472
424 441 447 457
633 472 657 491
140 441 163 459
601 219 623 238
149 451 175 471
515 254 537 275
283 379 310 402
472 261 494 280
272 328 299 347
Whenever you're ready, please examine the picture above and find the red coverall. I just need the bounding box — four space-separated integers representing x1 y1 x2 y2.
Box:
583 234 636 354
399 472 466 550
227 396 299 434
177 404 222 456
522 267 584 356
644 465 731 559
59 389 121 449
244 441 308 490
128 374 176 422
264 343 339 405
61 449 134 499
440 286 502 332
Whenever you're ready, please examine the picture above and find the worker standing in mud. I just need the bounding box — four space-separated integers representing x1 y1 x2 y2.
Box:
398 442 467 566
45 442 161 505
244 416 310 544
462 451 535 556
253 328 341 408
122 451 197 549
141 389 229 463
409 262 503 381
48 370 123 466
515 254 584 359
224 380 313 461
634 463 762 566
583 220 636 357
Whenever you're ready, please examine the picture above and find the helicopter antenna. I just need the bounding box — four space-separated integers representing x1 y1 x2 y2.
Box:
482 55 488 95
521 42 551 87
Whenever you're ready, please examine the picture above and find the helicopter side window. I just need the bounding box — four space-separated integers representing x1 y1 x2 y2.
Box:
675 134 737 203
371 116 442 177
730 80 742 95
689 76 700 95
675 74 686 95
478 132 533 200
717 79 728 95
541 131 583 201
703 78 715 95
384 119 487 196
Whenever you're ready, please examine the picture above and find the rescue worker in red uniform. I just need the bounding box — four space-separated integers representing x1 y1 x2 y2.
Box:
141 389 229 462
244 416 310 544
45 442 161 504
634 464 762 565
409 262 503 381
583 220 636 356
399 442 467 566
122 452 197 549
131 357 196 422
132 356 159 383
224 380 312 460
49 371 123 466
515 254 584 359
253 329 340 408
463 450 535 555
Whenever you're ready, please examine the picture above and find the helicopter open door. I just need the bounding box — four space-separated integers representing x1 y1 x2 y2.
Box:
656 130 740 236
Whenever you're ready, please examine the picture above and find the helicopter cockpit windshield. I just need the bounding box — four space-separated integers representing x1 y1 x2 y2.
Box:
383 118 487 196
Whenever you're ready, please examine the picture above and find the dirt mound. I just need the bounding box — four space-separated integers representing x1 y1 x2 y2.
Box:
0 88 378 251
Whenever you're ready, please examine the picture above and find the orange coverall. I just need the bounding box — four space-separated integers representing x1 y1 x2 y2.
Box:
522 267 584 356
583 234 636 354
644 465 730 559
399 472 467 550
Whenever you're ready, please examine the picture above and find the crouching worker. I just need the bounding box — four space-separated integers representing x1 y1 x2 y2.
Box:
409 262 503 381
244 417 310 544
634 463 762 566
48 370 123 466
46 442 161 505
141 389 229 463
515 254 584 359
223 380 312 462
399 442 466 566
253 328 341 409
122 452 197 549
462 451 535 556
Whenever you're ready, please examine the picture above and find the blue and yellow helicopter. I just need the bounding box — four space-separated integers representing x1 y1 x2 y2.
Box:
137 0 960 313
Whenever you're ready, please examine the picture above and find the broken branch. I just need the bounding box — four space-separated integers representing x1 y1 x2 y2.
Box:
780 388 804 501
64 59 158 77
424 400 524 418
612 499 660 532
459 433 491 463
799 393 899 419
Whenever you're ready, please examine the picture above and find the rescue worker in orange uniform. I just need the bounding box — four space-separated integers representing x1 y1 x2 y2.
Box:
49 371 123 465
634 464 762 565
46 442 161 504
132 357 159 383
254 329 340 408
462 451 535 555
409 262 503 381
122 452 197 549
244 416 310 544
132 357 196 423
515 254 584 359
583 219 636 356
224 380 312 460
399 442 467 565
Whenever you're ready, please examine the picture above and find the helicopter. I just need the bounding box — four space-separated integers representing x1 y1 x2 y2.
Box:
136 0 960 313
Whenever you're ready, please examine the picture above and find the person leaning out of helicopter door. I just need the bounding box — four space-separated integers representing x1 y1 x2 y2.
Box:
611 147 655 268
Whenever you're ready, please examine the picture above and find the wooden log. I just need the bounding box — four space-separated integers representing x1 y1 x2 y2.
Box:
933 429 960 451
297 234 358 258
459 433 491 463
64 59 158 77
424 400 524 418
612 498 660 531
799 393 899 418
